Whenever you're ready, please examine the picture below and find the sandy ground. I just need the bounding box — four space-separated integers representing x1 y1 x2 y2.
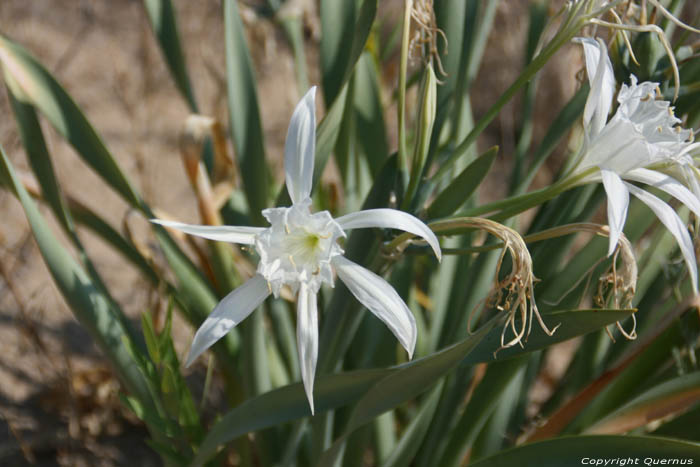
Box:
0 0 646 464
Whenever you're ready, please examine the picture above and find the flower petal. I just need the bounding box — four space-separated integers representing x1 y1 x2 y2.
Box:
335 209 441 261
332 256 416 358
576 37 615 139
601 169 630 257
285 86 317 204
296 282 318 414
625 182 699 294
625 168 700 218
150 219 263 245
185 275 270 366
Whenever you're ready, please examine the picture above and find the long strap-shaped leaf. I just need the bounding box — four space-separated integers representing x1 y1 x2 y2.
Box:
0 33 243 396
0 145 153 410
143 0 198 112
469 435 699 466
223 0 268 224
191 307 633 465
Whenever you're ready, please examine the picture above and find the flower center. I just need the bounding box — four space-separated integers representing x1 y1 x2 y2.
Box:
254 200 345 296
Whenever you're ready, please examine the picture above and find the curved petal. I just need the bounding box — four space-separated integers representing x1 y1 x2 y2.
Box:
285 86 317 204
601 169 630 257
625 168 700 218
625 183 699 294
185 275 270 366
576 37 615 139
151 219 263 245
332 256 416 358
335 209 441 261
296 282 318 414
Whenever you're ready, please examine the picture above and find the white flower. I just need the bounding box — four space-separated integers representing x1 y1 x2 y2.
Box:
574 37 700 292
152 87 442 413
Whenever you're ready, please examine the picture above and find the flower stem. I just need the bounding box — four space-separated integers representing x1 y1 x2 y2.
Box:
397 0 412 175
431 11 583 182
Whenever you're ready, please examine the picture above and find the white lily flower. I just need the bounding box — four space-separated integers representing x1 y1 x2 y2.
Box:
152 87 442 414
574 37 700 293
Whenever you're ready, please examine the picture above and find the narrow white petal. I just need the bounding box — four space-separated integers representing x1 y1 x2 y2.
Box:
576 37 615 138
186 275 270 366
335 209 442 261
332 256 416 358
625 168 700 218
296 282 318 415
151 219 263 245
625 183 699 294
285 87 317 204
601 169 630 257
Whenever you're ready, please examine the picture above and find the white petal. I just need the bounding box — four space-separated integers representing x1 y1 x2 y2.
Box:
601 169 630 257
332 256 416 358
150 219 263 245
335 209 442 261
285 87 317 204
186 275 270 366
576 37 615 139
625 183 699 294
296 282 318 415
625 168 700 218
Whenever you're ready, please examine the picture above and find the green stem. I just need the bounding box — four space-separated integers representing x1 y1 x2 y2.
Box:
460 169 595 221
397 0 412 174
431 17 581 181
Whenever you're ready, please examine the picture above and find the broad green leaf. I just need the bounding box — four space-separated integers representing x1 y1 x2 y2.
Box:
313 82 349 189
143 0 198 111
462 308 635 367
317 319 497 467
0 145 153 411
470 436 700 467
191 306 633 465
652 403 700 440
4 73 71 233
223 0 268 223
427 146 497 219
382 382 443 467
192 369 389 466
586 372 700 434
320 0 377 106
141 313 161 365
438 357 528 467
354 51 388 178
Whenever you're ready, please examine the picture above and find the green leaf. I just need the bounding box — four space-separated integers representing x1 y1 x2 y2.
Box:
320 0 377 106
652 403 700 440
318 318 497 467
354 51 388 178
438 357 528 467
0 145 154 410
469 435 700 467
223 0 268 223
191 306 631 466
143 0 198 111
382 382 443 467
313 82 350 190
192 369 389 466
586 372 700 435
0 35 141 208
141 313 161 365
0 35 219 337
427 146 497 219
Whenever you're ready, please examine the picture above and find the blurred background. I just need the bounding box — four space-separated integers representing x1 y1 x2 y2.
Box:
0 1 696 465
